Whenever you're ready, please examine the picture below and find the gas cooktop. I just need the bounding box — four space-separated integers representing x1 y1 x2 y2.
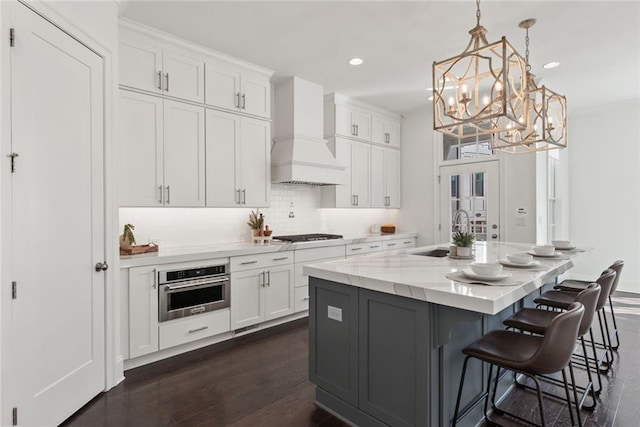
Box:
272 233 343 242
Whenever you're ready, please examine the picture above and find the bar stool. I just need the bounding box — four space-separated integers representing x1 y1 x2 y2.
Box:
503 283 601 408
555 260 624 350
452 302 585 427
536 269 616 371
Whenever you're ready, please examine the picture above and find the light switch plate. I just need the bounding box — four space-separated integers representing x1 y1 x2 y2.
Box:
327 305 342 322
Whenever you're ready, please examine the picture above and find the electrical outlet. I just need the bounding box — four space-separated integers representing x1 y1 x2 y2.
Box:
327 305 342 322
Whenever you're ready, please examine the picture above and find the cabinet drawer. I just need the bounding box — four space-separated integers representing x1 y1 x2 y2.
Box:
346 242 383 257
159 309 230 350
294 286 310 313
295 256 344 287
383 238 416 251
230 251 294 272
295 245 345 263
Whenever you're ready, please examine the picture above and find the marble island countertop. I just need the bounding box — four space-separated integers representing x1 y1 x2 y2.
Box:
119 232 418 268
304 241 581 315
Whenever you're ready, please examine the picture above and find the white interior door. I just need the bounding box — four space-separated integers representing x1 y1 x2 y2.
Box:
439 161 500 243
10 4 105 425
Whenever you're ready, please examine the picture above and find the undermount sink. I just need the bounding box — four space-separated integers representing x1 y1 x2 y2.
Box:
410 248 449 258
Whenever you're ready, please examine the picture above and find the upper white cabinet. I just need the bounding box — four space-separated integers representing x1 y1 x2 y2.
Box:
371 146 401 208
120 26 205 103
119 91 205 207
205 109 270 207
205 57 271 119
334 104 372 141
371 114 401 148
322 138 370 208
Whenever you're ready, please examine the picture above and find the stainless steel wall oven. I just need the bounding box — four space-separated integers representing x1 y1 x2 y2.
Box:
158 263 230 322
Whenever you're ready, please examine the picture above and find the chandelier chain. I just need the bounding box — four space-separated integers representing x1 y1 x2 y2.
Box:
475 0 481 26
525 27 531 71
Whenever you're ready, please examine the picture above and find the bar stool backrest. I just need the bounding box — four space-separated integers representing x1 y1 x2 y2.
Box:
609 260 624 294
595 269 616 311
527 302 584 375
574 283 600 336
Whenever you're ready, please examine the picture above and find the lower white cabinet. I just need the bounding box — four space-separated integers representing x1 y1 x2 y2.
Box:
382 237 416 252
231 263 294 330
128 266 159 359
159 309 230 350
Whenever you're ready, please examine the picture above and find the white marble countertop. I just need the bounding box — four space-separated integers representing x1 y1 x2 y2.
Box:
303 241 581 315
119 232 418 268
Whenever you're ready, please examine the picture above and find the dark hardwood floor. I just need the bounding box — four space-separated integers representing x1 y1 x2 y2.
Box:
63 293 640 427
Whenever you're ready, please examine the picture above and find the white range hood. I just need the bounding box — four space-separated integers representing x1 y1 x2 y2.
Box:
271 77 345 185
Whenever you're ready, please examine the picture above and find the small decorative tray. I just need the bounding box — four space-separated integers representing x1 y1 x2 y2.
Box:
120 243 159 256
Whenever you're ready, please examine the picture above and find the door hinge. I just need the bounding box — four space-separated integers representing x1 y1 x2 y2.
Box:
12 281 17 299
9 28 15 47
12 407 17 426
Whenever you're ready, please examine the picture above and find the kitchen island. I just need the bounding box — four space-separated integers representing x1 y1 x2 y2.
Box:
304 241 577 427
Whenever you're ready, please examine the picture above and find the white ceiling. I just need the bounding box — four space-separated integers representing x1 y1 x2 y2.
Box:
120 1 640 115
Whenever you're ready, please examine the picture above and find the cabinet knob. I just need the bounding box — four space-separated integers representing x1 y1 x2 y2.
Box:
95 262 109 272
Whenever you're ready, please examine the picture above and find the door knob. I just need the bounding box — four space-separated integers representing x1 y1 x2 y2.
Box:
491 234 498 239
95 262 109 272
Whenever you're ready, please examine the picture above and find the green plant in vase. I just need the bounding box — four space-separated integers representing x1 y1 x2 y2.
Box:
452 230 475 257
120 223 136 249
247 210 264 236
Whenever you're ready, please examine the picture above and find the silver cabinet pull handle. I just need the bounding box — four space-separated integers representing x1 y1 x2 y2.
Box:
95 262 108 272
188 326 208 334
355 194 359 206
351 247 362 251
260 271 265 287
236 189 241 204
152 269 157 289
236 92 241 108
273 257 289 261
158 185 164 204
370 245 380 249
242 93 246 109
165 73 169 92
303 296 310 301
387 243 397 247
266 270 271 287
166 185 170 204
242 189 246 204
240 260 258 265
356 124 359 136
157 70 162 90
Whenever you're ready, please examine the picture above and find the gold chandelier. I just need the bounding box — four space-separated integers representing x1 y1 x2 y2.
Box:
432 0 528 139
491 19 568 153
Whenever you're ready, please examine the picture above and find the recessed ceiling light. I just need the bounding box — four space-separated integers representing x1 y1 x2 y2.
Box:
543 61 560 69
349 58 363 66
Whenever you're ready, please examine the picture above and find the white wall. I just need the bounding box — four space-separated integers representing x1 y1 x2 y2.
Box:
501 152 537 243
568 98 640 294
120 184 399 247
397 107 436 246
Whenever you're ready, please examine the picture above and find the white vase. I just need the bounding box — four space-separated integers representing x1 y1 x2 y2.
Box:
456 246 471 257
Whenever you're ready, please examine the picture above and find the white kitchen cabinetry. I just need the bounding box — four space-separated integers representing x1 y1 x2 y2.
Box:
230 252 294 330
159 309 230 350
293 246 346 312
322 138 370 208
205 57 270 119
371 146 401 208
119 91 205 207
205 109 270 207
371 114 401 148
334 104 371 141
128 266 159 359
382 237 416 252
346 242 383 258
120 26 205 103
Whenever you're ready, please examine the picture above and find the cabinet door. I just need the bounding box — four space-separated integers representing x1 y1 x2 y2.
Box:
386 118 401 148
386 149 401 208
231 270 264 329
119 36 162 94
351 141 371 207
163 100 206 206
205 109 240 206
334 138 354 207
239 117 270 207
119 91 164 206
371 115 386 145
162 49 205 103
335 104 354 137
205 57 242 112
352 110 371 141
264 265 295 321
129 266 159 359
370 145 386 208
241 69 270 119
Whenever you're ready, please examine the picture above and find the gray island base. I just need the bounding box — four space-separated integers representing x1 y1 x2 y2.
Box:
306 242 577 426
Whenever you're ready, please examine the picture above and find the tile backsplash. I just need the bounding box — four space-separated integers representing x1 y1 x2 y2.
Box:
119 184 399 247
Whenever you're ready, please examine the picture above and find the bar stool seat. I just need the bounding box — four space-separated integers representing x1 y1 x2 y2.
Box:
452 302 585 427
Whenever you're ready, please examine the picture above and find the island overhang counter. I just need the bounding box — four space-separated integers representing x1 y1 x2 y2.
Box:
304 241 577 427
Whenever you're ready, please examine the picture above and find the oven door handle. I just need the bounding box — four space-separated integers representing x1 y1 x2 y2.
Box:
164 277 229 291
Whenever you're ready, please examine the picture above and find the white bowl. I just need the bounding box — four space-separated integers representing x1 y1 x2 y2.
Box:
470 262 503 277
532 245 555 256
506 253 534 265
552 240 572 248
